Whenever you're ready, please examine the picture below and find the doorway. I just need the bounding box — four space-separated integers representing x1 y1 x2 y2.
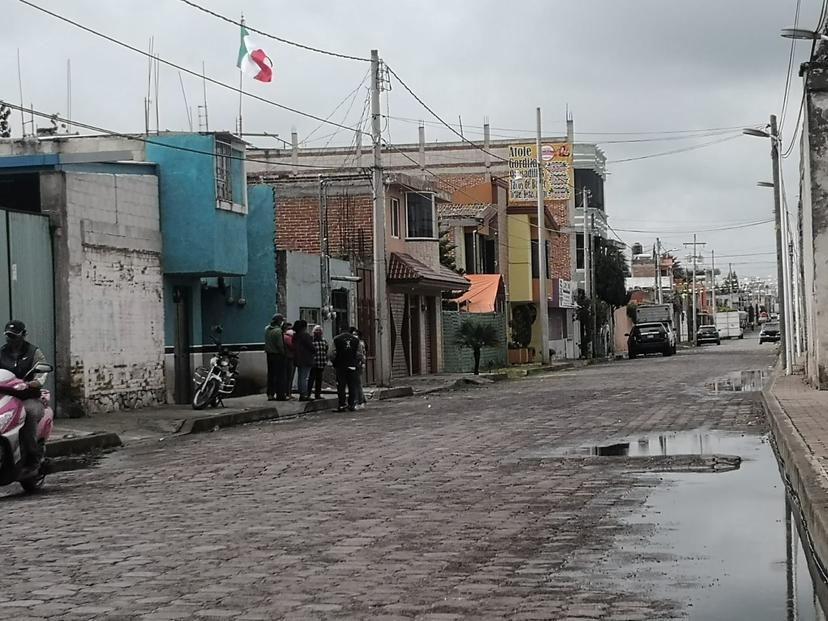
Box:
173 286 192 404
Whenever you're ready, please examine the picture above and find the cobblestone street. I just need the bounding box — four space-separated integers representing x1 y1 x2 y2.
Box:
0 340 775 620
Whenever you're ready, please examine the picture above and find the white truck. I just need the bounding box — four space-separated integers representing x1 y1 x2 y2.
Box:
635 304 673 326
715 311 744 339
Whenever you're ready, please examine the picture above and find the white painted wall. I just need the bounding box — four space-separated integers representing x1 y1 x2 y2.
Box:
65 172 165 412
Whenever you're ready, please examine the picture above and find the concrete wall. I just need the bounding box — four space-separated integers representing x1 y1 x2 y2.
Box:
63 172 165 413
442 311 506 373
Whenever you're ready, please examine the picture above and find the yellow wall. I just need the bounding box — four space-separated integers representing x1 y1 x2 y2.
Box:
508 215 532 302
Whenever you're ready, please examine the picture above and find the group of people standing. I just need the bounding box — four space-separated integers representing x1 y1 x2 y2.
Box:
264 315 366 412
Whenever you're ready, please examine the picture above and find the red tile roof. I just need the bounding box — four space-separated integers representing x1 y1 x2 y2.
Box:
388 252 470 291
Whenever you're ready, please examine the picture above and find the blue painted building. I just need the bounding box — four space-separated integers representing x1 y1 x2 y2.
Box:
145 133 277 403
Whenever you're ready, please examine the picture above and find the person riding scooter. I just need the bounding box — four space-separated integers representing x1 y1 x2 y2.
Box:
0 320 48 469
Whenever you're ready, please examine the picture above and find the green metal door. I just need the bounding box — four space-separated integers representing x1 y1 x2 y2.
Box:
7 211 55 393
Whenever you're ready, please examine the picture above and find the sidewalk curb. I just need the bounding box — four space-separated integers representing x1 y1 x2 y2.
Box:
372 386 414 400
178 397 340 435
761 378 828 577
46 431 122 458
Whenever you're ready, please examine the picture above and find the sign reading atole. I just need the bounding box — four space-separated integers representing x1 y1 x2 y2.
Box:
508 143 573 203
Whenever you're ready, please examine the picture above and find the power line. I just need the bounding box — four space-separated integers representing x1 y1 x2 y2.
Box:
0 101 357 171
301 69 370 145
177 0 370 62
16 0 368 137
384 114 759 137
779 0 803 133
607 134 743 164
385 65 509 164
612 219 774 234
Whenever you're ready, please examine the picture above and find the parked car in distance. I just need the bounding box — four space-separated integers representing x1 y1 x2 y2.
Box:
759 321 781 344
627 322 674 358
696 325 721 346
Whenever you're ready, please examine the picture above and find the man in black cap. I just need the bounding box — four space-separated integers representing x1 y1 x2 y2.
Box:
0 320 48 468
264 314 287 401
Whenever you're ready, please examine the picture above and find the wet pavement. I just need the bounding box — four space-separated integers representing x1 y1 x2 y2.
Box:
0 338 823 619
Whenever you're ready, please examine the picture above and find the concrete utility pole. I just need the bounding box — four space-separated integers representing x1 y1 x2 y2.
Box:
769 114 788 372
536 107 550 364
655 238 663 304
582 188 592 357
711 249 716 318
684 234 706 341
371 50 391 386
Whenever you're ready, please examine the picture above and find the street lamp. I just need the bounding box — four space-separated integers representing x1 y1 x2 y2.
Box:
757 181 775 188
743 115 792 374
781 27 828 42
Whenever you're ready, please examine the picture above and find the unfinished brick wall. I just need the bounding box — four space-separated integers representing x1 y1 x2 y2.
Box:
276 191 373 259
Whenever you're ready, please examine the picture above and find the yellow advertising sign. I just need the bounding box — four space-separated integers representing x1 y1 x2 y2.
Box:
508 143 573 203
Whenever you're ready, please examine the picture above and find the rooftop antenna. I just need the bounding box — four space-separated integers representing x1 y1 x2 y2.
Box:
145 37 153 135
154 42 161 135
66 58 72 134
178 72 193 132
458 114 464 139
17 49 25 137
198 60 209 132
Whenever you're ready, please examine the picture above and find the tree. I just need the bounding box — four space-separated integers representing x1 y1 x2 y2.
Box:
594 238 630 309
666 253 686 281
0 104 10 138
456 318 500 375
439 229 463 274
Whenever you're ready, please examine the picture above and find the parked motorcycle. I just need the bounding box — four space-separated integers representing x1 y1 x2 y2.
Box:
192 327 242 410
0 362 54 492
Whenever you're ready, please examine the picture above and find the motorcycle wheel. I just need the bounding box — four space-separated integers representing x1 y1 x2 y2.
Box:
192 379 219 410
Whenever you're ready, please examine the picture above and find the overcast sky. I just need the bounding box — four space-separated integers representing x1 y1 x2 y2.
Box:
3 0 819 278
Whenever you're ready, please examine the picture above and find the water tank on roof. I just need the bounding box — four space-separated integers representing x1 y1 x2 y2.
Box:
631 242 643 255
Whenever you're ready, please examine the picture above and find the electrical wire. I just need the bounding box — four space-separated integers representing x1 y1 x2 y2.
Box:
384 114 759 138
301 69 370 145
611 219 774 234
177 0 370 62
385 65 508 164
16 0 369 137
1 101 359 171
607 134 743 164
779 0 803 133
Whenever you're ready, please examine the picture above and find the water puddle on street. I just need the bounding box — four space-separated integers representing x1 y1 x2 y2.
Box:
618 433 828 620
559 429 755 458
706 369 770 393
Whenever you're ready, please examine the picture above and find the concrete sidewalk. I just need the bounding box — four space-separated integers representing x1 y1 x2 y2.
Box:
763 373 828 579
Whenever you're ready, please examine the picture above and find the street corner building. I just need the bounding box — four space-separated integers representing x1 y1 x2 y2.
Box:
0 131 279 414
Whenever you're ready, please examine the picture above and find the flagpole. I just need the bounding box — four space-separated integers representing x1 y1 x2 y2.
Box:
238 13 244 136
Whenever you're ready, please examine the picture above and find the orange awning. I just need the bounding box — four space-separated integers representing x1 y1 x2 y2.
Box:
454 274 502 313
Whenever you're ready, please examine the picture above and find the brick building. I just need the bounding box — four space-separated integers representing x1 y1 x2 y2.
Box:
256 173 468 380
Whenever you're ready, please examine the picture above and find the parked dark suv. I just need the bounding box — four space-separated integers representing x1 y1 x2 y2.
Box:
759 322 780 344
627 322 674 358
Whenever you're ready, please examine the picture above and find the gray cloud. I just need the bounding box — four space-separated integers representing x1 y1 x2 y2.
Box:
2 0 820 277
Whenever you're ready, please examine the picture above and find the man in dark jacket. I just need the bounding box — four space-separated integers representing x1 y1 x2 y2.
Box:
292 320 315 401
331 327 362 412
0 320 48 468
264 314 286 401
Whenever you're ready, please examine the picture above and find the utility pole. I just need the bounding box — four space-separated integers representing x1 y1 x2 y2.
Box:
371 49 390 386
769 114 788 371
656 238 663 304
684 234 706 342
535 108 550 363
591 210 598 357
582 188 592 358
711 249 716 319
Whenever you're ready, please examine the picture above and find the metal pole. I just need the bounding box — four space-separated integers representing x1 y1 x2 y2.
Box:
692 235 698 339
591 211 598 356
536 108 550 364
770 114 788 371
371 50 390 386
782 209 795 373
582 188 592 357
656 238 663 304
712 249 717 319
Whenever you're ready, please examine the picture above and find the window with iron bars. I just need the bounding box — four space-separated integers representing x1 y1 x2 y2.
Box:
216 142 233 203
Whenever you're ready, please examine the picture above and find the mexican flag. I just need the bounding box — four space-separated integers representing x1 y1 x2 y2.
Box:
237 24 273 83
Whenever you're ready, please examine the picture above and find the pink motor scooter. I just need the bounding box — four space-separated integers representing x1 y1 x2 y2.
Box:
0 363 54 492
